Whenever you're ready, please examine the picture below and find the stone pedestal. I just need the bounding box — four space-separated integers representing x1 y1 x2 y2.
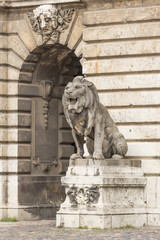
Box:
56 158 147 229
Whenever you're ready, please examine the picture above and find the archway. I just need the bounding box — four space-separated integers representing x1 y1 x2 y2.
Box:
18 43 82 219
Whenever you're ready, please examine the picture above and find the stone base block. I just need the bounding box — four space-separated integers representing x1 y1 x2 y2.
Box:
57 212 147 229
57 158 147 229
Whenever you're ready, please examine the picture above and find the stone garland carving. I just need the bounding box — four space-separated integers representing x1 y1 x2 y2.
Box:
32 157 58 173
41 80 54 129
67 187 99 205
43 101 49 129
28 4 74 43
62 76 128 160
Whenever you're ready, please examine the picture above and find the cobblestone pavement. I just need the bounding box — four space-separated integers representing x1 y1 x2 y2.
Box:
0 220 160 240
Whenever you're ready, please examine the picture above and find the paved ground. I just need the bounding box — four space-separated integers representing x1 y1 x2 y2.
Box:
0 220 160 240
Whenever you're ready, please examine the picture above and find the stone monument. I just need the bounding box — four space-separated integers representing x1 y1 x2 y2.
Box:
57 76 147 228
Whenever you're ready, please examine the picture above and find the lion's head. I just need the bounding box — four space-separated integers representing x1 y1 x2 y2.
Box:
63 76 99 114
62 76 99 135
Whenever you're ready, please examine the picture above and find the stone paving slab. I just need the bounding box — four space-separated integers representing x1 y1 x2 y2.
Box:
0 220 160 240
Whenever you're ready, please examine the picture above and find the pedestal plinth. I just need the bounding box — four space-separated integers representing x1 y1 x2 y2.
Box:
56 158 147 229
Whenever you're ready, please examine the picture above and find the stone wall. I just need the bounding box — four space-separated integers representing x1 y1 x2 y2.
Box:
0 0 160 223
82 1 160 225
0 0 84 219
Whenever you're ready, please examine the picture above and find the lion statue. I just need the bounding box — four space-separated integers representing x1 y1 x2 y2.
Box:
62 76 128 160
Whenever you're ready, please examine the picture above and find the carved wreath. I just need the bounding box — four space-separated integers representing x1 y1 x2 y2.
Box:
67 187 99 205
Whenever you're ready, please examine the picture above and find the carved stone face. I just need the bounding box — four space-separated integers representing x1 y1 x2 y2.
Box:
29 4 74 43
34 5 57 36
38 14 52 35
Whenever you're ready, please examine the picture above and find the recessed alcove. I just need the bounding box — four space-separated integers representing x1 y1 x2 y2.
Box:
18 44 82 218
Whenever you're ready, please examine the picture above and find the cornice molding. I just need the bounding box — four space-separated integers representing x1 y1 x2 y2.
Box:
0 0 81 8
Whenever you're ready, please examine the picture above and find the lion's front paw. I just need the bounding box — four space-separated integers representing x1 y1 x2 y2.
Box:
112 154 123 160
70 153 83 160
93 152 104 160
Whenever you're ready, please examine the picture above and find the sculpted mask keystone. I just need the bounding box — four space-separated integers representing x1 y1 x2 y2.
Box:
62 76 128 160
28 4 74 43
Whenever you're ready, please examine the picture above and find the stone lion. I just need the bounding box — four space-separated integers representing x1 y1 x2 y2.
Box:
62 76 128 160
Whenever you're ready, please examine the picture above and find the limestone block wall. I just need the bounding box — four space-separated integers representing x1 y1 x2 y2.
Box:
0 1 84 219
82 2 160 223
1 0 160 222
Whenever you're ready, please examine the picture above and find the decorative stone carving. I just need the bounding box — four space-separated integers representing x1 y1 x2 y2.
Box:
62 76 128 160
41 80 54 129
28 4 74 43
67 187 99 205
32 157 58 173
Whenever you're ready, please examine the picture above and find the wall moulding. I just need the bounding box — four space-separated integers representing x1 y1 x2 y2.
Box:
0 0 82 8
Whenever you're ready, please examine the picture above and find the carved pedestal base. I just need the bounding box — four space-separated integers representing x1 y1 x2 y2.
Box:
56 158 147 229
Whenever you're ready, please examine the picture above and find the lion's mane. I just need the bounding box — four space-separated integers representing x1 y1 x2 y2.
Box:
62 76 99 136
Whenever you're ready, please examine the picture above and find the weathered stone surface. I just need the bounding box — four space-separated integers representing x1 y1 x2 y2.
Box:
18 144 31 158
18 160 31 173
59 11 76 45
0 129 18 142
74 40 83 57
18 130 31 143
146 177 157 208
18 99 31 112
1 0 160 223
0 144 18 157
109 108 160 123
157 178 160 208
0 113 18 126
18 175 65 205
8 175 18 205
143 160 160 175
59 115 70 129
127 142 160 157
87 74 160 90
83 39 160 58
83 22 160 42
0 82 18 95
0 66 20 80
57 158 147 228
83 57 160 75
0 160 18 173
83 6 160 25
0 97 18 111
1 0 81 8
98 90 160 107
59 145 74 159
18 84 40 96
8 20 36 52
148 214 160 226
112 214 147 228
19 72 32 82
21 62 36 72
119 125 160 140
18 114 31 127
67 14 83 50
59 130 73 144
8 35 29 60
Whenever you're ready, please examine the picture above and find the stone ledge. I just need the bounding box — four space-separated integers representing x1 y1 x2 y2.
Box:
62 176 146 187
70 158 141 167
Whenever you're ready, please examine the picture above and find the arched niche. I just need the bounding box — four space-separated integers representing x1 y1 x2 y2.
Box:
19 43 82 176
